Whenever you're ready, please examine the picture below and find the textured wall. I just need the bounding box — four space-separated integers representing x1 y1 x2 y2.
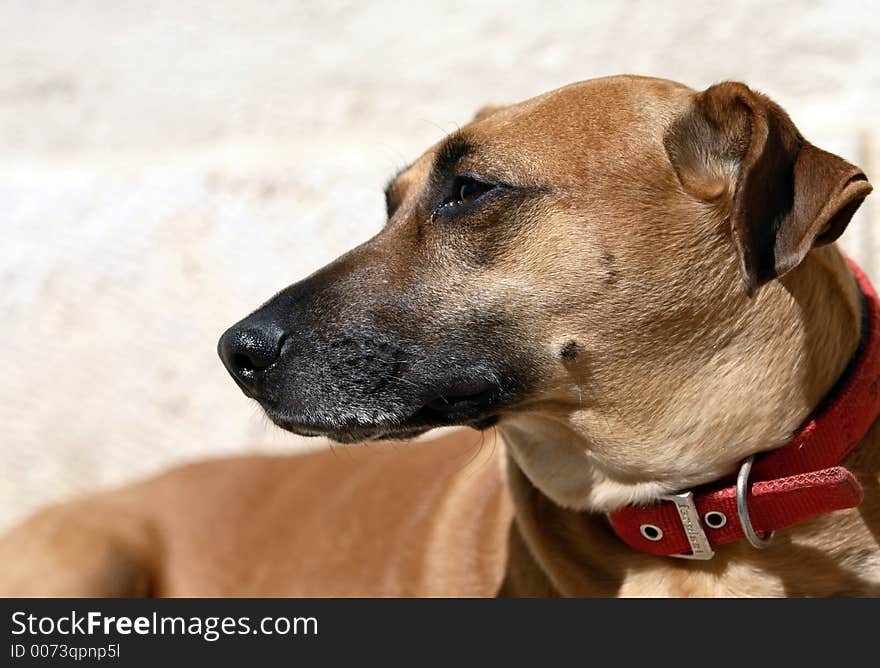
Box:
2 0 878 528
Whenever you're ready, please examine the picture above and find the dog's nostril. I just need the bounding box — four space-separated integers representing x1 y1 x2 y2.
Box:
231 352 256 373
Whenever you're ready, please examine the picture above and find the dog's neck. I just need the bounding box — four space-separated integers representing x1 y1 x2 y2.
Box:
500 245 865 513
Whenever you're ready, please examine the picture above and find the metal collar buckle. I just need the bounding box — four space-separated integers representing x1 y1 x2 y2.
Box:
660 491 715 560
736 455 775 550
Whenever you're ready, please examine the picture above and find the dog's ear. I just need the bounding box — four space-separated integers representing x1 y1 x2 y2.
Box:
471 104 504 122
665 81 872 294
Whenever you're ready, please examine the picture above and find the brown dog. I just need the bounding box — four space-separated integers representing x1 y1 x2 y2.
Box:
2 75 877 597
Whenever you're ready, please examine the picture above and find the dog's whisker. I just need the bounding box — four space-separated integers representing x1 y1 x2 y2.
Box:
488 426 499 465
418 118 462 142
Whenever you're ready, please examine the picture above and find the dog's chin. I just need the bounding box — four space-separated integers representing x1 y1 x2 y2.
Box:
271 420 434 444
260 394 502 444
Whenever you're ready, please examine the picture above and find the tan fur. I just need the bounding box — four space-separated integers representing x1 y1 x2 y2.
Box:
0 430 511 596
2 75 877 597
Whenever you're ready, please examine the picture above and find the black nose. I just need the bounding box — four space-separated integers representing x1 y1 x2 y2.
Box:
217 320 286 394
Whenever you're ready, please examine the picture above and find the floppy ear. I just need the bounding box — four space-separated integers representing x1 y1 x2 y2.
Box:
471 104 504 122
665 81 872 294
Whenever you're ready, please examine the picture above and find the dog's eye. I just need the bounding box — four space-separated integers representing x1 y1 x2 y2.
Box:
442 176 496 210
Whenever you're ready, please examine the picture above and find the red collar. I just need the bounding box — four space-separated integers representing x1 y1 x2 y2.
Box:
609 259 880 559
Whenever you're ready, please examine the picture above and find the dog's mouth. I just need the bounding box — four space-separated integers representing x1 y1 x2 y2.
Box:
419 379 499 419
259 378 503 443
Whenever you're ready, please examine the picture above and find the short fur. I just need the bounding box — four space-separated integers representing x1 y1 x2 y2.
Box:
1 76 876 597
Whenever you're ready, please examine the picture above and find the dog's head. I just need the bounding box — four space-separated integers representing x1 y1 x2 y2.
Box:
219 76 871 445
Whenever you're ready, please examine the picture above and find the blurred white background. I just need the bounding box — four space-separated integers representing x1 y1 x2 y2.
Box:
2 0 878 528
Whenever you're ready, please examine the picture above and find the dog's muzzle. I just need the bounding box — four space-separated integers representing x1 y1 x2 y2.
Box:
217 304 509 442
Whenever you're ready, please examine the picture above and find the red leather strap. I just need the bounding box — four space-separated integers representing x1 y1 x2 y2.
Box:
609 259 880 557
610 467 863 555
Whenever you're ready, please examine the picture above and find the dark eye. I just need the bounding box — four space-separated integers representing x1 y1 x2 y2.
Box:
442 176 496 210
